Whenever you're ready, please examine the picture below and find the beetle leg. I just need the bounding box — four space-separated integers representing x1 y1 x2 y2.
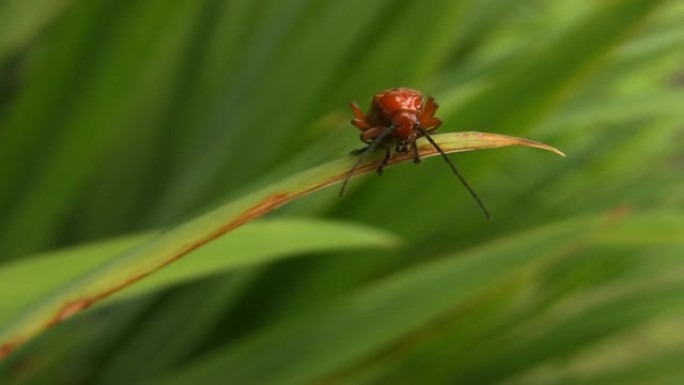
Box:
350 101 366 119
341 124 396 196
352 126 387 154
360 126 387 142
377 148 392 176
350 102 372 130
352 118 372 130
412 141 421 163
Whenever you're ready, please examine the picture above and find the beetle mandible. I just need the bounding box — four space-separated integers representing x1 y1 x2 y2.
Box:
340 87 490 218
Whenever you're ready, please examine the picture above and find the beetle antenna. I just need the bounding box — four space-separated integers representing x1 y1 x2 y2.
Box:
415 126 491 219
340 125 395 197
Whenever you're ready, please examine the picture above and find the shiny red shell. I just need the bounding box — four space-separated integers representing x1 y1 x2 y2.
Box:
350 87 442 146
369 88 424 119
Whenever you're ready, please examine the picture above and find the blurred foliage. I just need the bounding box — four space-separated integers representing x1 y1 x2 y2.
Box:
0 0 683 384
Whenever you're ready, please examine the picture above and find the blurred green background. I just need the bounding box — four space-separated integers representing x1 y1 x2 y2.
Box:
1 0 684 384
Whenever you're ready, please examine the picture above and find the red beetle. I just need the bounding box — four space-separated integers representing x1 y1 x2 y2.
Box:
340 87 490 218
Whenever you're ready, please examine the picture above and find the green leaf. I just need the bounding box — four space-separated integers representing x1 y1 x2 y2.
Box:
0 132 562 360
559 349 684 385
0 234 151 328
0 0 72 65
447 0 666 134
151 216 595 385
0 0 211 258
0 219 399 360
151 212 684 385
0 218 399 328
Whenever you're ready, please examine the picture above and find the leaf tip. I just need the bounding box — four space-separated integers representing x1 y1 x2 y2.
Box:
552 147 566 157
513 136 565 158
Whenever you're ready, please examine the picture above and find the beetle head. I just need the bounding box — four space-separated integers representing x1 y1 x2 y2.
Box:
391 111 420 142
